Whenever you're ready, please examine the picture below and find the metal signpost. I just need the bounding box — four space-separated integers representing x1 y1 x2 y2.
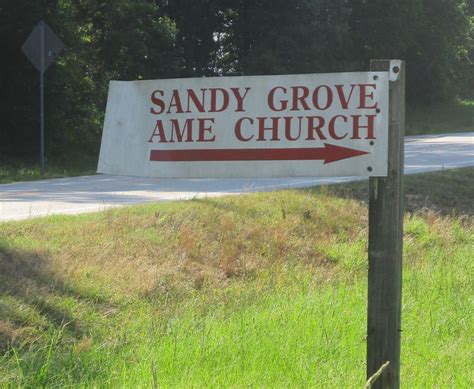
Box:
21 20 64 175
98 61 405 388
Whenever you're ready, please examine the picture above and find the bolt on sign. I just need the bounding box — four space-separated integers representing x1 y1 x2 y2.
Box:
98 72 389 178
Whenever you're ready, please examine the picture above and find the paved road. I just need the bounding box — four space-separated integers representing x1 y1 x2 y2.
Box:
1 133 473 222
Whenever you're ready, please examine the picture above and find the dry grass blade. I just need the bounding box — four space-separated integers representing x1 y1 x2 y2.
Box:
364 361 390 388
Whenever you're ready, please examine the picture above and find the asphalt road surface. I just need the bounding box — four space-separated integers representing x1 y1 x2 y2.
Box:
1 133 473 222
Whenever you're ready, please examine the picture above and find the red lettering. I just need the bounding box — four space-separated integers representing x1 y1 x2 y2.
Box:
186 89 206 113
329 115 348 140
352 115 376 139
268 87 288 111
235 117 254 141
312 85 333 110
257 117 280 141
284 116 302 141
167 90 184 114
335 84 356 109
306 116 326 140
231 87 251 112
291 86 310 111
150 90 165 115
358 84 378 109
197 118 216 142
147 120 168 143
169 119 194 143
209 88 229 112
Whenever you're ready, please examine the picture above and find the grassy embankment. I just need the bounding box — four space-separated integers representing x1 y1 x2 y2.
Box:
0 156 97 185
0 168 473 387
1 99 473 184
405 99 474 136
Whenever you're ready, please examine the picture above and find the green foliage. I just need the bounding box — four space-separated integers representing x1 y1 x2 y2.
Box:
0 0 180 159
167 0 225 77
220 0 354 75
406 99 474 135
350 0 472 102
0 154 97 183
0 0 472 160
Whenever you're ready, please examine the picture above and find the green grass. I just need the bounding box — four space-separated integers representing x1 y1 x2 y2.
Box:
406 99 474 135
0 156 97 184
326 167 474 217
0 169 473 387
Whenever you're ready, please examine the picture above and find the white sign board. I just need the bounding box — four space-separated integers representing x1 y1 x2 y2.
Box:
98 73 389 178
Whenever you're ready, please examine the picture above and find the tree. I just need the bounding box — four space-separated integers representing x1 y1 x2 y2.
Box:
0 0 60 159
0 0 180 159
1 0 472 162
220 0 353 76
349 0 472 103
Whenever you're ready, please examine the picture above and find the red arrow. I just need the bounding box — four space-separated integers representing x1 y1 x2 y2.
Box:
150 143 369 164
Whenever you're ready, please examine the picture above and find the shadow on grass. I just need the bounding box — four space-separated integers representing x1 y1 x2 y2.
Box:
0 244 111 353
195 168 474 219
316 168 474 218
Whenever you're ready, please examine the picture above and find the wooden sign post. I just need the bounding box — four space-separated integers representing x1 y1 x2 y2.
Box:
367 60 405 388
98 61 405 387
